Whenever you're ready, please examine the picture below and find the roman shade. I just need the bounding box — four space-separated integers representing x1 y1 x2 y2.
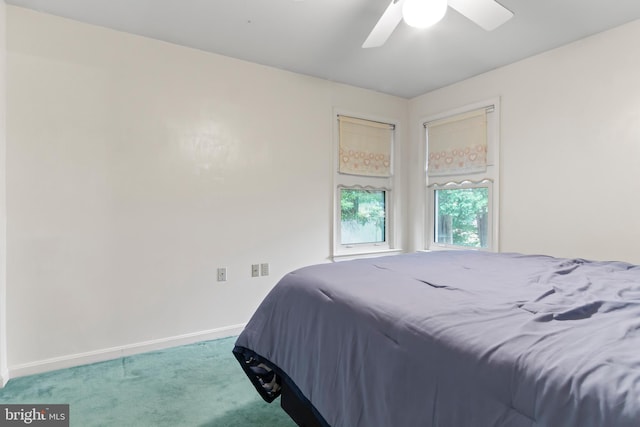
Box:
338 116 393 177
427 109 487 177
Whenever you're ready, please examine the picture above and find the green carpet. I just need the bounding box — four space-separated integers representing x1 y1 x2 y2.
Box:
0 337 297 426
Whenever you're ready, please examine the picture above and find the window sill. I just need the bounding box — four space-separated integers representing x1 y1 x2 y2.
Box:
424 244 494 252
332 248 404 262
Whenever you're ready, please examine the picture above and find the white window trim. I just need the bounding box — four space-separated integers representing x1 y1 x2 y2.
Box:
423 98 500 252
428 179 494 251
332 110 400 260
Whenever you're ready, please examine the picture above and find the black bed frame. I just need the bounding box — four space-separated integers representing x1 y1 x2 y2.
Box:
233 345 330 427
280 379 327 427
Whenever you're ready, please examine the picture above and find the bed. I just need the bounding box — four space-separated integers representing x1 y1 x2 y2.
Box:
232 250 640 427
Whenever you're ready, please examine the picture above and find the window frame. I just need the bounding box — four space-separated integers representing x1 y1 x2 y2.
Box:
429 179 493 251
336 185 389 248
423 98 500 252
332 111 400 260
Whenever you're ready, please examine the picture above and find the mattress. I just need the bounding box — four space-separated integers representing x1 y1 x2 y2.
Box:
233 251 640 426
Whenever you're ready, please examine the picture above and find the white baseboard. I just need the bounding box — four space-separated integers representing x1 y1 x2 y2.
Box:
7 323 246 381
0 368 8 388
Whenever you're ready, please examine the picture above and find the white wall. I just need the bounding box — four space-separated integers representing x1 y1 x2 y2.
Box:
7 4 640 380
5 7 408 375
0 0 8 387
409 19 640 264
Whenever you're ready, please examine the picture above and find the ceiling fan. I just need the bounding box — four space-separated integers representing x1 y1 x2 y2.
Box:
363 0 514 48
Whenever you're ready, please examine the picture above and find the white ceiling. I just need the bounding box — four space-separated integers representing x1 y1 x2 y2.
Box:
7 0 640 98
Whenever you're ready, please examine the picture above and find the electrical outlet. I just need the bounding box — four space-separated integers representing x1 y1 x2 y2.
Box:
260 263 269 276
251 264 260 277
217 267 227 282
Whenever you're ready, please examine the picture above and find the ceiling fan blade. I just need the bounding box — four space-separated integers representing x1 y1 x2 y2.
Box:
448 0 514 31
362 0 405 48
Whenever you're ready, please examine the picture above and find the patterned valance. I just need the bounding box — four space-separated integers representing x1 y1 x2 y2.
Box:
338 116 394 177
427 109 487 177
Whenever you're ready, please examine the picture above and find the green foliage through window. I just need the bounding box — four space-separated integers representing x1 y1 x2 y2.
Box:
435 187 488 248
340 189 386 245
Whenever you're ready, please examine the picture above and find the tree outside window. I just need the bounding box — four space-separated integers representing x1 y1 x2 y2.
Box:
435 187 488 248
340 189 386 245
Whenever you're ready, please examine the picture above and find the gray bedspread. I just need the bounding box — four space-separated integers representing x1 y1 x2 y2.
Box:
234 251 640 426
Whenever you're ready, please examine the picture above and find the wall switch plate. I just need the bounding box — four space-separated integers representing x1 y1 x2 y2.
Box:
217 267 227 282
251 264 260 277
260 263 269 276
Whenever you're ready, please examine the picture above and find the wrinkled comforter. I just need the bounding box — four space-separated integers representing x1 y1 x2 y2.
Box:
234 251 640 427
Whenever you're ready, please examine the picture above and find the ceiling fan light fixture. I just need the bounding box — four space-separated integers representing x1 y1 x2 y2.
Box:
402 0 448 29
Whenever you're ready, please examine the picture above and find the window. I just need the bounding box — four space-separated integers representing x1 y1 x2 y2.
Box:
425 100 500 251
434 184 489 248
340 188 386 245
333 114 397 258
